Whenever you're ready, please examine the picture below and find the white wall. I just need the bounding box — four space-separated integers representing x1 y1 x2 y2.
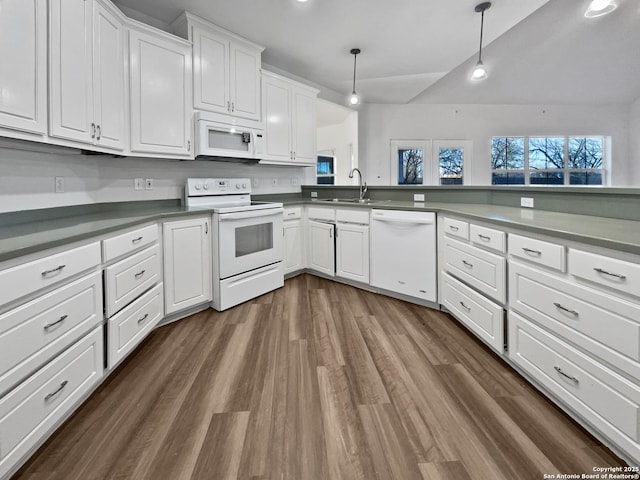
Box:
630 97 640 185
358 103 631 186
317 111 358 185
0 144 309 213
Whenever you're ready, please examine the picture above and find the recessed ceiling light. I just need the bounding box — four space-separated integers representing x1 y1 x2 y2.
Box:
585 0 617 18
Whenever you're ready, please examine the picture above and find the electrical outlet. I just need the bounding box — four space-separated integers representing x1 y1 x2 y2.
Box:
145 178 153 190
55 177 64 193
413 193 425 202
134 178 144 191
272 178 277 186
311 191 318 198
291 177 298 185
521 197 534 208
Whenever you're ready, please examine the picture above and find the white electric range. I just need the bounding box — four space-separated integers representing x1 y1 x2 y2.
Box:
185 178 284 311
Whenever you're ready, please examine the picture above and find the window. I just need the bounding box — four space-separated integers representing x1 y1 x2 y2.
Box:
391 140 470 185
316 155 335 185
491 136 604 185
398 148 424 185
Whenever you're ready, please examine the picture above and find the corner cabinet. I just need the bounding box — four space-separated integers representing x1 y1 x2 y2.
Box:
261 71 318 166
163 216 212 315
128 24 193 158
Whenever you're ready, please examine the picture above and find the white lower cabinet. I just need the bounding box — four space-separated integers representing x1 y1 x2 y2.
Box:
283 207 304 275
307 220 335 277
336 223 369 284
163 216 212 315
0 325 103 479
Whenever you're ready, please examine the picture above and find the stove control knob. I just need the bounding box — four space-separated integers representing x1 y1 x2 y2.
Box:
194 184 201 190
242 183 247 189
203 183 209 190
236 184 241 190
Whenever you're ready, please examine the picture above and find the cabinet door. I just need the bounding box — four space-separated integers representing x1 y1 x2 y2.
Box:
262 77 292 162
192 26 229 114
92 0 125 151
307 221 334 277
284 221 303 275
0 0 46 135
292 87 317 165
230 43 261 120
49 0 94 144
336 224 369 283
163 217 212 315
129 29 192 157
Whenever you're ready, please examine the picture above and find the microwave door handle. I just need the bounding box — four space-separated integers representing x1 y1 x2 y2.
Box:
219 208 284 221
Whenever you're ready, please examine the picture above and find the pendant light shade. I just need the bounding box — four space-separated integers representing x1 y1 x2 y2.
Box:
349 48 361 106
584 0 617 17
471 2 491 81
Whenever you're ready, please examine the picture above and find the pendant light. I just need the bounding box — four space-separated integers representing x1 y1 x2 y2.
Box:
584 0 617 17
349 48 361 106
471 2 491 81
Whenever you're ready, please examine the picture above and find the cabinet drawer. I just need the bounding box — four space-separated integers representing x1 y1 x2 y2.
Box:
336 209 369 225
509 312 640 457
283 207 302 221
104 244 161 317
509 234 565 272
0 326 103 479
442 273 504 353
307 207 335 222
443 217 469 240
470 224 506 253
569 249 640 299
442 237 506 304
102 224 158 262
0 242 101 308
108 283 163 368
0 272 102 396
510 261 640 380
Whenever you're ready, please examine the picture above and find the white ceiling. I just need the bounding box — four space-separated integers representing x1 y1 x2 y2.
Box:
317 99 353 128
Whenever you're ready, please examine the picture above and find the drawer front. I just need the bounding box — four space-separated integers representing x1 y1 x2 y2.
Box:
0 272 102 396
470 224 506 253
443 217 469 240
108 283 163 368
510 262 640 380
443 237 506 304
0 326 103 478
336 208 370 225
0 242 101 308
307 207 335 222
442 273 504 353
102 224 158 262
283 207 302 221
509 312 640 454
569 249 640 299
509 234 565 272
105 244 161 317
218 262 283 311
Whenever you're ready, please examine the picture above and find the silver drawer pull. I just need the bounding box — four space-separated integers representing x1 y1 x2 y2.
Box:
522 247 542 256
553 302 579 316
137 313 149 324
44 314 68 331
419 289 427 293
554 366 579 384
45 380 68 401
459 301 471 312
134 270 146 279
593 267 626 280
477 234 491 241
131 236 144 243
462 260 473 268
449 225 459 231
42 265 66 276
398 280 406 285
287 212 296 216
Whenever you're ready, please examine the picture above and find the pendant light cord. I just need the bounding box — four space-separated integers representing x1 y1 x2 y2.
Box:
478 9 485 62
352 53 358 93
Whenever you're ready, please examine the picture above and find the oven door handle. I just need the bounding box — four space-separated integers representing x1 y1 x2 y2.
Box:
219 208 284 221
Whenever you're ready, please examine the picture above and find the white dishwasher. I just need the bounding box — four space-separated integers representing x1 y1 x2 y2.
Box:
370 209 437 302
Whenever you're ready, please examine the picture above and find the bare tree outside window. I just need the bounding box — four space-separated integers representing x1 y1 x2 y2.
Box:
398 148 423 185
439 148 463 185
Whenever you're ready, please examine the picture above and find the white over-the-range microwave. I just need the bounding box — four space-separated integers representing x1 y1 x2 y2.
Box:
194 111 264 160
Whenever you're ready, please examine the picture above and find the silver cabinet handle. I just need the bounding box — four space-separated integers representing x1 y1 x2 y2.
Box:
137 313 149 324
188 140 191 152
227 101 231 112
131 236 143 244
91 123 96 139
44 314 68 331
449 225 459 231
398 280 406 285
553 302 579 316
462 260 473 268
96 125 101 140
593 267 626 280
459 301 471 312
478 234 491 241
42 265 66 277
554 366 579 384
134 270 146 279
419 289 427 293
522 247 542 256
231 102 235 112
287 212 296 216
45 380 68 401
205 222 208 234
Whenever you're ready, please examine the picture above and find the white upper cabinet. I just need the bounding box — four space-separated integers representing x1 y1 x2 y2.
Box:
49 0 126 151
172 12 263 121
0 0 47 136
261 71 318 166
128 25 192 157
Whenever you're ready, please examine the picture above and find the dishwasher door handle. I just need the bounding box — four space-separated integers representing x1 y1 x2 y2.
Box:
372 216 434 225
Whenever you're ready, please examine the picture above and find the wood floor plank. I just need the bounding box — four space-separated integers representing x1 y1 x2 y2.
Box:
310 288 346 367
418 461 474 480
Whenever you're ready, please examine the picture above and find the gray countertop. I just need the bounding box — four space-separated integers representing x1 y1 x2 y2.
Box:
1 199 639 263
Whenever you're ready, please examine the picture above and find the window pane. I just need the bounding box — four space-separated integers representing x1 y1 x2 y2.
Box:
529 137 564 170
492 137 524 169
530 171 565 184
317 156 334 175
492 172 525 185
398 148 423 185
568 137 603 169
439 148 463 185
569 170 603 185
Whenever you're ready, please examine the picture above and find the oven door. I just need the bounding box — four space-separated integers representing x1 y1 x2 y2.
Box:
217 208 284 279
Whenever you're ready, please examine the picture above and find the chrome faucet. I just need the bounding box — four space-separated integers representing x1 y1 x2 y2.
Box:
349 167 368 201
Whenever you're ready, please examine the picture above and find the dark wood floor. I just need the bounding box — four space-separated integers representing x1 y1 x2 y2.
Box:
14 274 625 480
